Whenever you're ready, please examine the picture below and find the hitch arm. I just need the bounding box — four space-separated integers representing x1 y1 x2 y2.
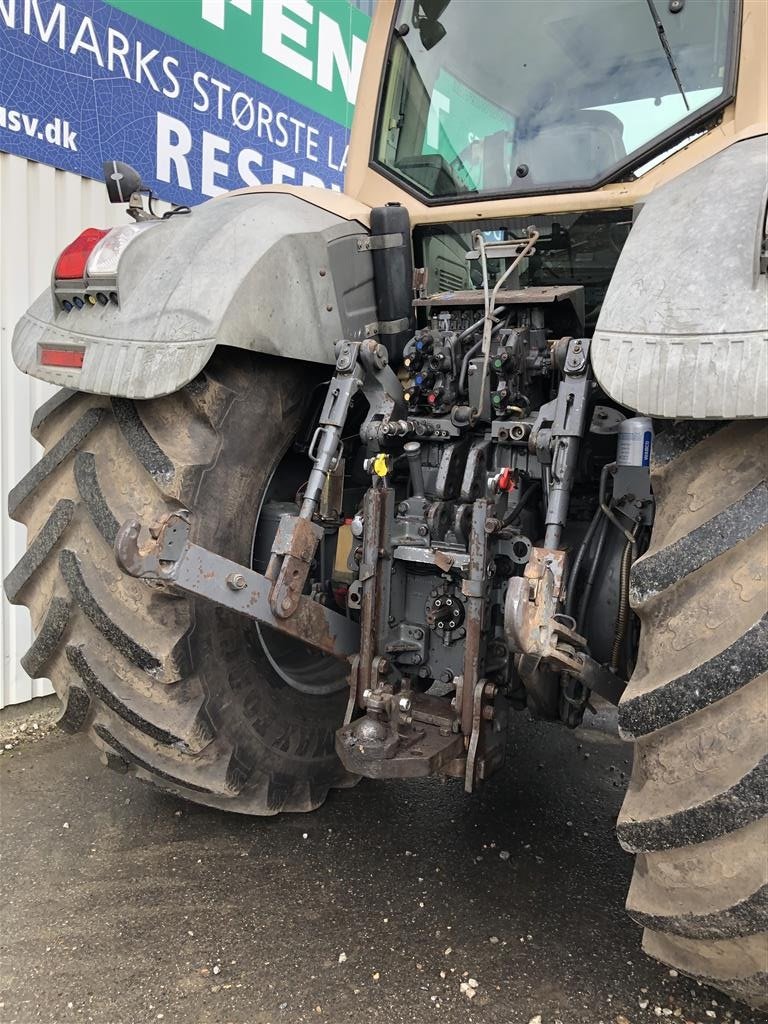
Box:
115 513 359 660
265 338 403 621
505 547 627 706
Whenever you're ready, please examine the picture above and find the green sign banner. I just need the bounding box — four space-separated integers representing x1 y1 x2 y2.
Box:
1 1 371 204
106 0 370 127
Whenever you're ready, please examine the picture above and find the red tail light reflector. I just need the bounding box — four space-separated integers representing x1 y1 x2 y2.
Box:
55 228 109 280
39 347 85 369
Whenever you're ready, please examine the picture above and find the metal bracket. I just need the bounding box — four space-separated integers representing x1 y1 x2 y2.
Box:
460 500 490 738
266 340 366 619
356 233 403 252
364 317 411 338
359 339 407 423
115 513 359 660
504 546 626 706
540 338 593 549
465 236 537 262
464 679 486 793
335 688 463 779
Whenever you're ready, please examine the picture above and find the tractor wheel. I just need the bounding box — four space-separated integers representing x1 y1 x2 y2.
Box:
617 421 768 1009
5 351 354 814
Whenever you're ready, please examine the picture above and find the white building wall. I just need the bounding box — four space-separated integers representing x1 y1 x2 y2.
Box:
0 154 127 707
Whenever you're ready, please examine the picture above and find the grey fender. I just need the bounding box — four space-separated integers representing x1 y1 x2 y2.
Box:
12 190 377 399
592 135 768 419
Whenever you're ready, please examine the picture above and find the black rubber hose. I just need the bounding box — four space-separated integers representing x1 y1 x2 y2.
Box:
576 513 610 634
564 506 603 618
502 480 542 528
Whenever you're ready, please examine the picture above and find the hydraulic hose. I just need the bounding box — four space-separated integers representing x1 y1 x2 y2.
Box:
458 309 510 396
502 480 542 528
576 513 609 635
611 533 636 672
564 506 603 619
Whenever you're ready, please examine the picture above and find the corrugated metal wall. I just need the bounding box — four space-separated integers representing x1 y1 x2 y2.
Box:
0 154 127 707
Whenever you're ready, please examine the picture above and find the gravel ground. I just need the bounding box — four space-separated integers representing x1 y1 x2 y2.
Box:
0 702 764 1024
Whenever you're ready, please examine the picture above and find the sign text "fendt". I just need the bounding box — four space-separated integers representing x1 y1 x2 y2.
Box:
200 0 365 104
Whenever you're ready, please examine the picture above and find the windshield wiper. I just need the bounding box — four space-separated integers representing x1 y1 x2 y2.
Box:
645 0 690 110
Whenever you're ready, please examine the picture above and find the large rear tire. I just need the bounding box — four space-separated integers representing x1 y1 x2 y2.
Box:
5 352 354 814
617 421 768 1008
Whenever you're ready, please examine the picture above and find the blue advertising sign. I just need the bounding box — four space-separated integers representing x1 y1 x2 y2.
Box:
0 1 370 206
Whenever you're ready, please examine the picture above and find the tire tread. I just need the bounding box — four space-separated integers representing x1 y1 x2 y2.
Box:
618 420 768 1009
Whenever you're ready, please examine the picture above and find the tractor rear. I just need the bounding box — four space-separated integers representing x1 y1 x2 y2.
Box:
5 0 767 1009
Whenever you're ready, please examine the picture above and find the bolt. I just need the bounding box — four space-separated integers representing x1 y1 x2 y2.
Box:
418 525 429 537
226 573 247 591
319 267 327 277
398 502 408 514
398 696 412 713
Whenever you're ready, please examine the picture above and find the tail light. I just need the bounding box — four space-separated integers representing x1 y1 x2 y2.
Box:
84 223 155 282
39 347 86 369
55 228 110 280
53 221 158 310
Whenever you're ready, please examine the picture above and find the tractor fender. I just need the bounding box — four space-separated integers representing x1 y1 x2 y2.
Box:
592 135 768 419
12 189 377 399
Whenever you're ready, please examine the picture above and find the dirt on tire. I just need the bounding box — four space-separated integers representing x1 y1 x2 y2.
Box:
5 352 354 814
617 420 768 1009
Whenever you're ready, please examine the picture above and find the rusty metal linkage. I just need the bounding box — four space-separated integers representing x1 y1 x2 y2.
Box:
266 338 405 622
115 512 359 661
266 340 366 620
504 547 626 706
335 686 464 779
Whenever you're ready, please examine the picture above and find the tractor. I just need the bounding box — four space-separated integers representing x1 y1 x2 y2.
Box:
5 0 767 1008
